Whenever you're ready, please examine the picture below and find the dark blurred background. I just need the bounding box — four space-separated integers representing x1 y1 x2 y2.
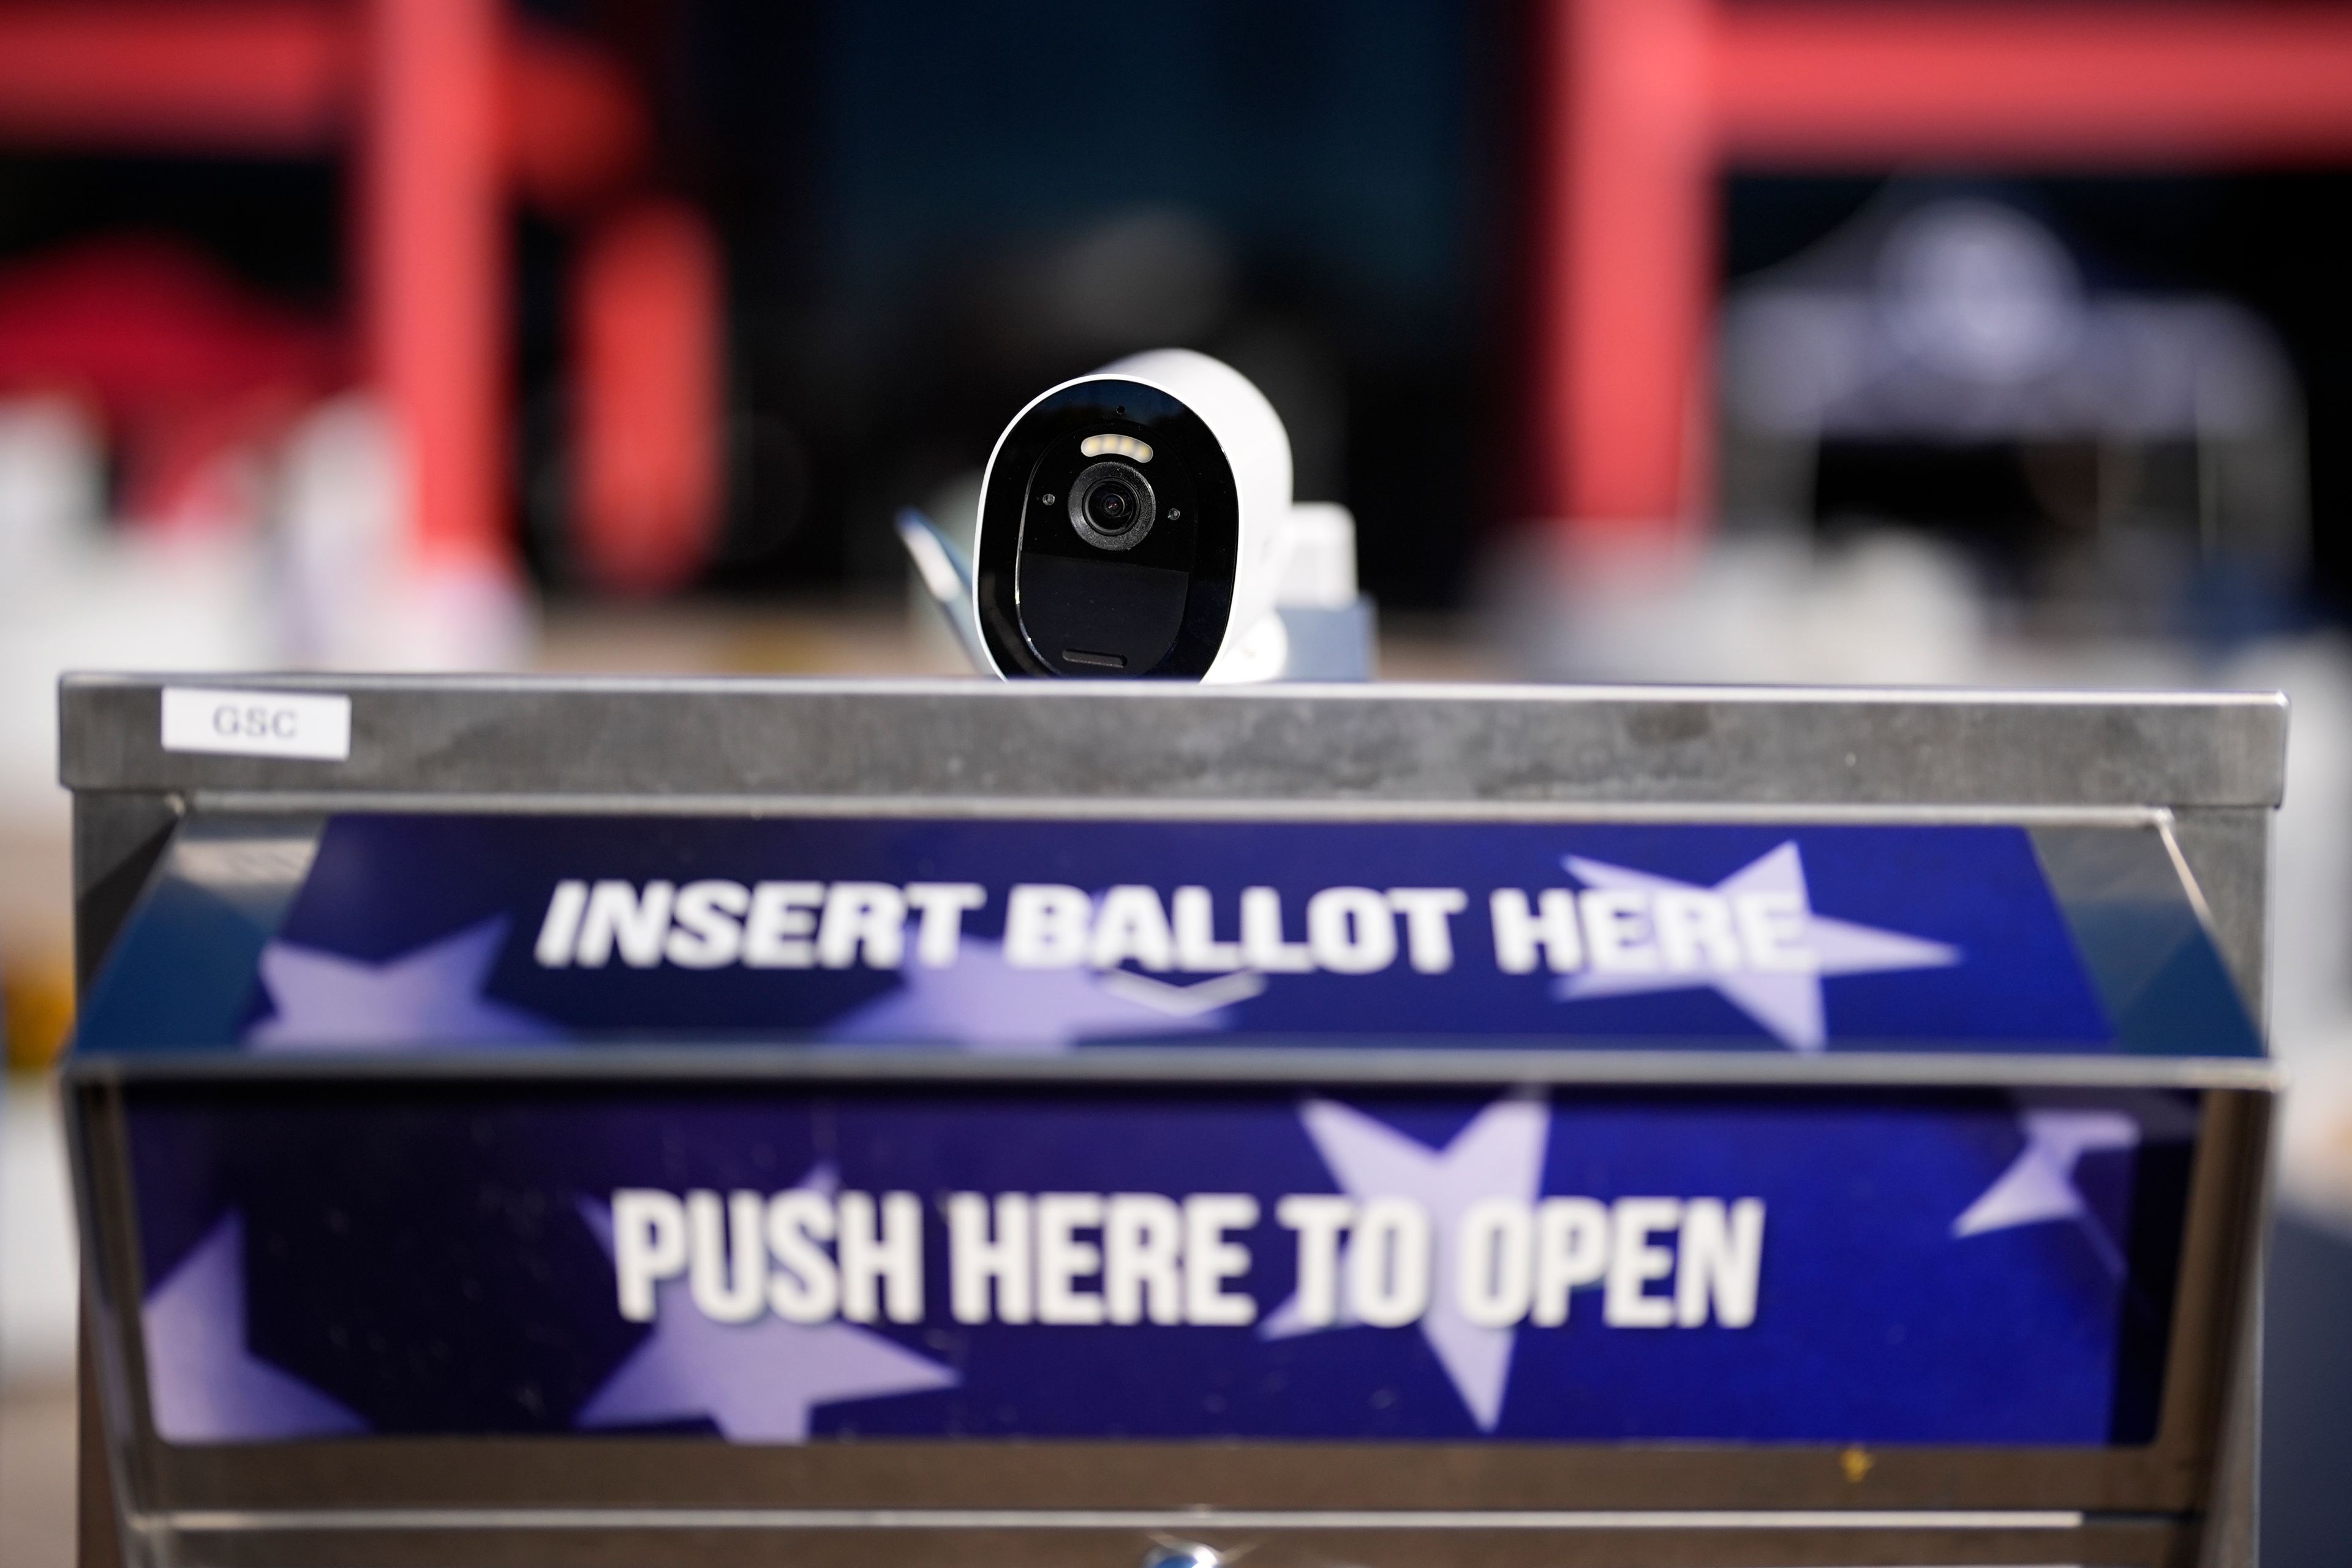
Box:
7 6 2352 623
657 1 1512 606
0 0 1521 608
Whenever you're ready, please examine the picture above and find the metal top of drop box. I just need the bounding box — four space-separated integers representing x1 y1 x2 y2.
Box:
58 674 2288 809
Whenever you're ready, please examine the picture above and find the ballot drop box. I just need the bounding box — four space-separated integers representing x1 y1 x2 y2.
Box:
59 676 2281 1568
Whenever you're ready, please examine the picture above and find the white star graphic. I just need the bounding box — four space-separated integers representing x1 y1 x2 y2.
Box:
1262 1094 1550 1431
827 938 1252 1054
1559 842 1960 1051
141 1213 368 1442
1953 1110 2139 1275
246 918 559 1050
574 1166 959 1441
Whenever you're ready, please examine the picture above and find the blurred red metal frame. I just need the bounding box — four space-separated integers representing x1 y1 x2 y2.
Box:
0 0 718 594
1534 0 2352 545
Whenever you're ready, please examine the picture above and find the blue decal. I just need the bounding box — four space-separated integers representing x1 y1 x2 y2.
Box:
74 815 2217 1055
123 1081 2194 1447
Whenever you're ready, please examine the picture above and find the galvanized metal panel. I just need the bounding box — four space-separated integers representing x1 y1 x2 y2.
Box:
60 674 2286 809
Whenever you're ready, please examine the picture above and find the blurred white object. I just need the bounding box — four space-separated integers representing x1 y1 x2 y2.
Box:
0 399 102 576
1277 502 1359 609
1508 527 1988 687
276 396 536 671
0 391 538 824
276 396 407 665
379 556 538 674
1270 502 1374 681
2220 638 2352 1229
1 1076 77 1389
0 394 270 816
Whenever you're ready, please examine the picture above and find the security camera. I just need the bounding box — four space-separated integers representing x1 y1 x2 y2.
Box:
970 349 1293 681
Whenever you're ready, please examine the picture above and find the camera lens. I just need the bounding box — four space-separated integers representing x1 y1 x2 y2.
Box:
1087 483 1136 531
1067 460 1156 551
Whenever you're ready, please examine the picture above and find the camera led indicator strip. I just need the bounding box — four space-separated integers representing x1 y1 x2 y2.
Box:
160 687 351 762
1080 432 1154 462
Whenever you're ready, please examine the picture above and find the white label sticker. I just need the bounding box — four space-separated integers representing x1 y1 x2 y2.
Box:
160 687 352 762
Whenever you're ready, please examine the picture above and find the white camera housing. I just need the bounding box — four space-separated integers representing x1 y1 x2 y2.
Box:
970 349 1293 681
